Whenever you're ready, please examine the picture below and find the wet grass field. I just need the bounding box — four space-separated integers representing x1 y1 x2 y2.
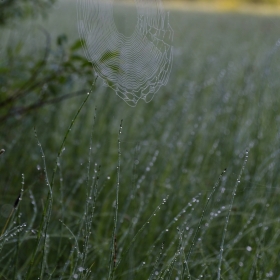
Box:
1 1 280 278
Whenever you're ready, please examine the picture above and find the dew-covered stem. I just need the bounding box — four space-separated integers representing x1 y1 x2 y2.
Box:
217 151 248 280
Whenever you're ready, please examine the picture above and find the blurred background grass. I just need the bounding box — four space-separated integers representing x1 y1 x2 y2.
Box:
1 0 280 278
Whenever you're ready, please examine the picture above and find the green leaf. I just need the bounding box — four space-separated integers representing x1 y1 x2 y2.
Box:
108 63 121 73
70 54 87 62
0 67 9 74
99 51 119 63
57 34 68 46
70 39 85 51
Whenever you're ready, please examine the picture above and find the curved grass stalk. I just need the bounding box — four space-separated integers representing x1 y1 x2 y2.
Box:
115 195 169 271
80 108 97 270
25 87 93 279
182 168 227 279
108 120 123 280
217 151 248 280
147 194 201 256
59 219 81 279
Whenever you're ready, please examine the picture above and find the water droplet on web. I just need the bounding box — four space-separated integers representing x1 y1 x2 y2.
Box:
246 246 252 252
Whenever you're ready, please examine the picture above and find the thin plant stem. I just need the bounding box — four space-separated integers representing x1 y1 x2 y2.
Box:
25 86 93 279
217 150 248 280
108 120 123 280
182 168 227 279
116 195 169 270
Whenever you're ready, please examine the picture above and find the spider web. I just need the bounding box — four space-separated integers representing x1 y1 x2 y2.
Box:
77 0 173 106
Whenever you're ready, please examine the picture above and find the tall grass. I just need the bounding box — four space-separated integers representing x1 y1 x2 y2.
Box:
1 2 280 279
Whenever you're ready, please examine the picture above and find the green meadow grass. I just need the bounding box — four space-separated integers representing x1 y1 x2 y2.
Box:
1 1 280 279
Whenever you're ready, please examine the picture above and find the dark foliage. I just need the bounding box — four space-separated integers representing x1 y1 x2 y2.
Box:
0 0 94 124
